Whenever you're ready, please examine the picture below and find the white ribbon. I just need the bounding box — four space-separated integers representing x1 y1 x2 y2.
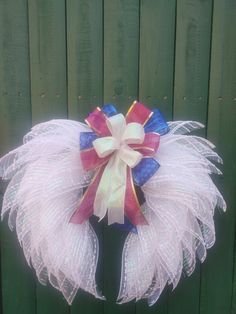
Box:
92 114 144 224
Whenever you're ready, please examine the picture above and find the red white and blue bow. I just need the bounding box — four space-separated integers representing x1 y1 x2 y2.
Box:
70 101 169 226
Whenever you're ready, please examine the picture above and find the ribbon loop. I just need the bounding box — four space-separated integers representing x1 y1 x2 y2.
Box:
93 137 119 158
106 114 126 140
122 122 145 144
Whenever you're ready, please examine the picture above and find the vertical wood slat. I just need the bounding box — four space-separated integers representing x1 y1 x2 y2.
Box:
27 0 69 313
0 1 236 313
103 1 139 313
67 0 103 120
28 0 68 125
139 0 176 120
0 1 36 314
103 0 139 109
137 1 176 313
168 1 213 314
168 0 212 314
67 1 104 313
201 1 236 314
173 0 213 123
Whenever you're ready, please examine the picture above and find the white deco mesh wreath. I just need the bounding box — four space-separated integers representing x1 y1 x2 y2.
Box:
0 101 226 305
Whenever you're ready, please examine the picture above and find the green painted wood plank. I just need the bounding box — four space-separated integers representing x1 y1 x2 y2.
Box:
139 0 176 120
103 1 139 313
28 0 68 125
104 0 139 108
168 1 213 314
200 1 236 314
67 1 104 313
0 1 36 314
173 0 213 124
28 1 69 313
67 0 103 120
137 1 176 312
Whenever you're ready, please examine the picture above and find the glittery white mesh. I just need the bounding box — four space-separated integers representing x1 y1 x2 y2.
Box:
0 119 226 305
118 121 226 305
0 120 104 304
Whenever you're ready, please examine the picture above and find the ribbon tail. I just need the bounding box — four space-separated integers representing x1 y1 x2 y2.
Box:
94 153 127 225
69 166 105 224
124 168 148 226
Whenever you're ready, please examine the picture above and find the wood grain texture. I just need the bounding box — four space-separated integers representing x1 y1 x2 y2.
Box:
67 0 103 120
0 1 36 314
28 0 68 125
139 0 176 120
67 1 104 313
201 1 236 314
173 0 213 124
168 1 213 314
104 0 140 109
103 1 139 313
137 1 176 313
0 1 235 313
28 1 69 313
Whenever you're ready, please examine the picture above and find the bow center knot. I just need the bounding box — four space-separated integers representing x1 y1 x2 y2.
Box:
71 102 163 226
92 114 145 168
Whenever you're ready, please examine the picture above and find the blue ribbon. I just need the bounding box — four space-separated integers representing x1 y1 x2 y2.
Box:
144 108 169 135
132 157 160 186
102 104 118 117
80 132 99 150
81 104 169 232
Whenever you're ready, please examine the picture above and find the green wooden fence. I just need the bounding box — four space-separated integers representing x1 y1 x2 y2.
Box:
0 0 236 313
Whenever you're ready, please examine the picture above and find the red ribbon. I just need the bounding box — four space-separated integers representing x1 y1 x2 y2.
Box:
70 101 160 226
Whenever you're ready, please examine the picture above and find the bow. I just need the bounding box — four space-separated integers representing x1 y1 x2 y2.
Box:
70 101 169 226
